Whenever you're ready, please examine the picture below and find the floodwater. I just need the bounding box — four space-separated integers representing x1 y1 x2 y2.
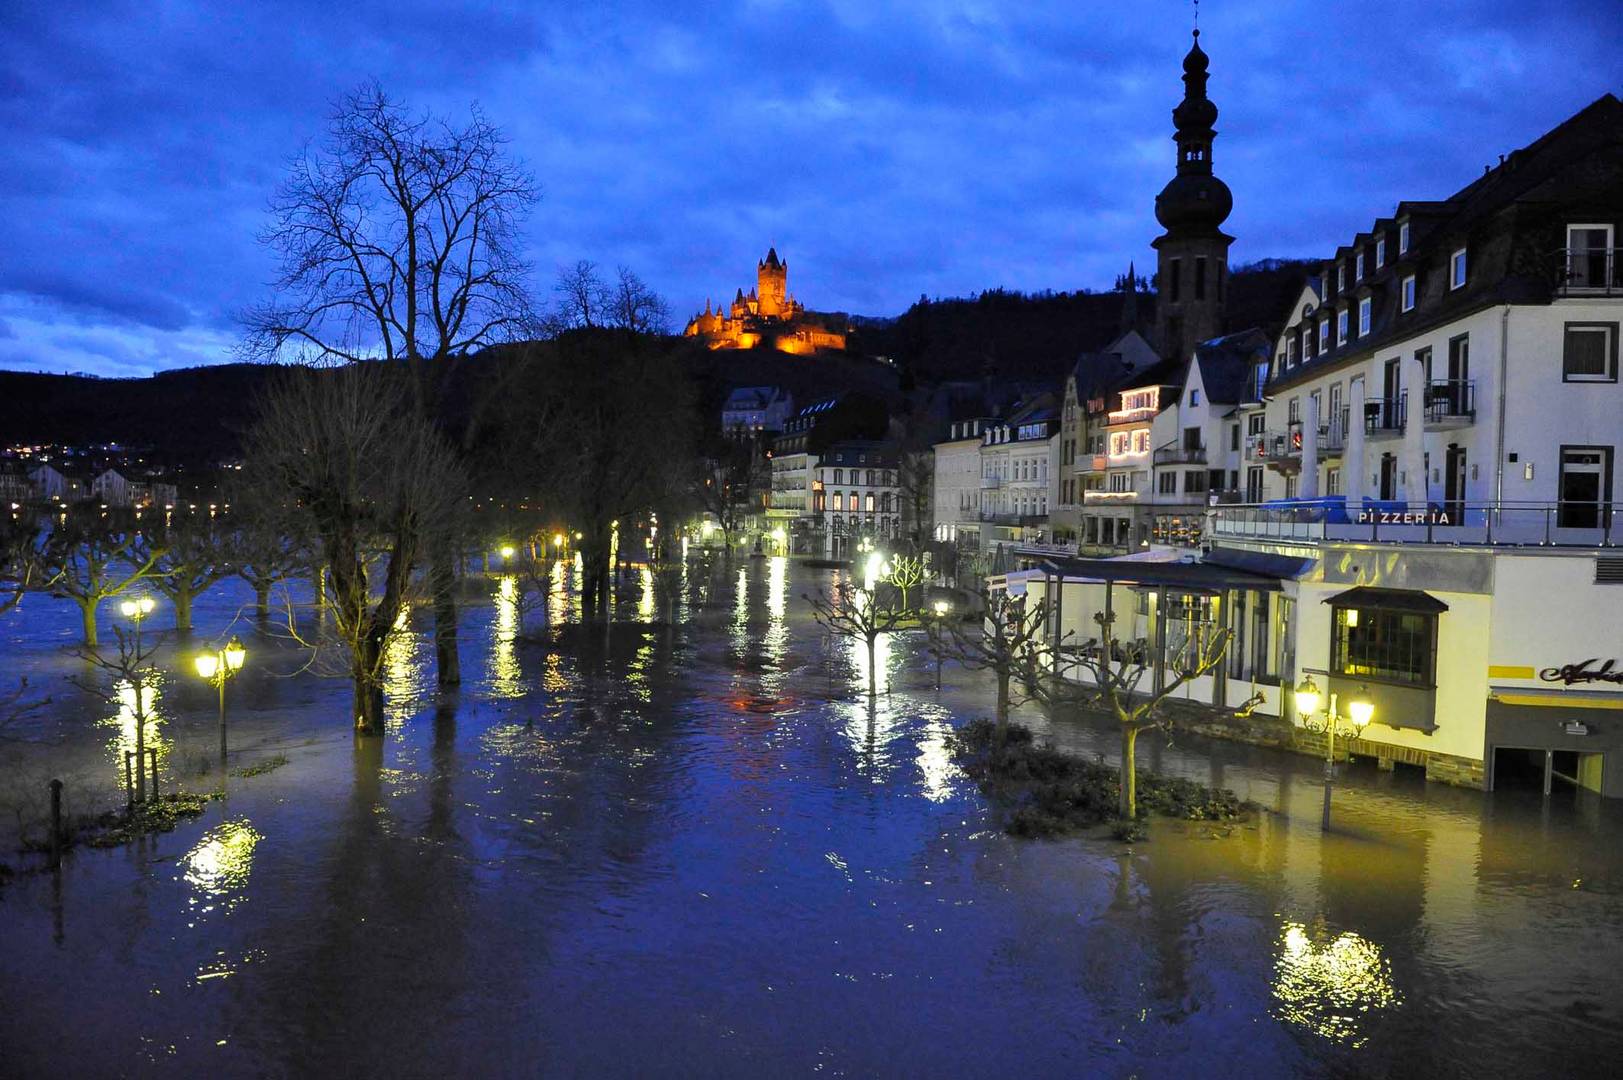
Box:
2 557 1622 1078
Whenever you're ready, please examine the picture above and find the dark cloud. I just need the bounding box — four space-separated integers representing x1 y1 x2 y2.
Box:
3 0 1620 375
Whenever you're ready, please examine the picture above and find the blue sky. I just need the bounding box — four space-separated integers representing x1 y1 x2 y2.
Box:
2 1 1620 377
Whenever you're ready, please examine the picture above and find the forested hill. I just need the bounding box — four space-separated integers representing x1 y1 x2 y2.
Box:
856 258 1315 384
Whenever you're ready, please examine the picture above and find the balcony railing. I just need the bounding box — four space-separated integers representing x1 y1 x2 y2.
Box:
1363 395 1406 436
1087 453 1109 472
1554 246 1623 296
1154 442 1207 465
1208 499 1621 548
1423 379 1475 425
1244 430 1297 464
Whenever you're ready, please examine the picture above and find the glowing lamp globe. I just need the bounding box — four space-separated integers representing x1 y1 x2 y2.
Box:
932 600 950 617
500 545 515 560
1294 675 1321 719
195 653 220 680
1347 686 1375 727
120 600 138 618
223 637 247 673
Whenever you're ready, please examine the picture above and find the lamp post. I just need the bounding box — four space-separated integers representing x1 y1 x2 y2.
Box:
119 595 155 652
931 598 950 689
196 636 247 764
1294 673 1375 831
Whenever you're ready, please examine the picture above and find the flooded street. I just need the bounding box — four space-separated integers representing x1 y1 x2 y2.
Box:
3 557 1622 1078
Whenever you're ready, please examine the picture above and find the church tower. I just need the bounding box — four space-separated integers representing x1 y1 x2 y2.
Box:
757 247 789 318
1152 29 1233 363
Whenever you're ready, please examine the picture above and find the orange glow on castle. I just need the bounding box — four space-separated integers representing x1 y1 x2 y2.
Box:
684 247 849 354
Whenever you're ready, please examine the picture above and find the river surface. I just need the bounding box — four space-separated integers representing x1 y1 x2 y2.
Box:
2 556 1621 1078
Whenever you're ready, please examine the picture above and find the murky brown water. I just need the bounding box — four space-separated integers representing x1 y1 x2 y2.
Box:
1 556 1621 1077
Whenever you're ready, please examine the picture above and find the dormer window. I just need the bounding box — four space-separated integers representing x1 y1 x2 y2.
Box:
1401 275 1416 312
1337 309 1349 345
1318 316 1331 350
1355 252 1366 281
1358 297 1372 336
1375 237 1386 269
1287 337 1298 365
1451 248 1468 290
1337 263 1346 292
1399 221 1410 254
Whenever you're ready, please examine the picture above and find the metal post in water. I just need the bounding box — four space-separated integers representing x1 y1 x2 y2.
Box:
1321 692 1338 832
48 779 63 869
147 748 160 803
218 675 228 764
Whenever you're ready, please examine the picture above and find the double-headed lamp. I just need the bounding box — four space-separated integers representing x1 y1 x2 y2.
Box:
223 637 247 673
195 653 219 680
1294 674 1321 719
932 600 950 617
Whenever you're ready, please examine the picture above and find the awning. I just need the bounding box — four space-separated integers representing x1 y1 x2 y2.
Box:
1322 585 1450 613
1037 556 1286 592
1490 688 1623 711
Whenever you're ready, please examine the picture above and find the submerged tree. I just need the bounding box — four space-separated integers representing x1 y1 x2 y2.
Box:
1069 601 1232 819
245 81 540 691
226 488 312 621
926 588 1050 754
128 513 233 634
38 512 163 647
71 625 162 802
805 581 908 698
245 365 466 735
692 434 767 556
884 554 928 614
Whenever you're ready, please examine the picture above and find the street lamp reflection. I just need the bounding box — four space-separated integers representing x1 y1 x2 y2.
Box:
1272 920 1399 1047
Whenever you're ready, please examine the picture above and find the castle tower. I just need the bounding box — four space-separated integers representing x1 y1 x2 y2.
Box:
1151 29 1233 363
757 246 789 318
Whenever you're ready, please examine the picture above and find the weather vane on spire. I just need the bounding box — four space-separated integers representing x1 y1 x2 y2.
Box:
1193 0 1200 38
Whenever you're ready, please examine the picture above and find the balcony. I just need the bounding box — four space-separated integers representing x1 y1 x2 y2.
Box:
1153 441 1207 465
1244 430 1299 467
1363 395 1406 438
1083 489 1139 504
1553 246 1623 296
1422 379 1475 429
1086 453 1109 473
1208 499 1622 548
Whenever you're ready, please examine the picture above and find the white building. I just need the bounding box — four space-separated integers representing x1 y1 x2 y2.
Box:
931 418 992 550
722 386 794 437
812 442 900 558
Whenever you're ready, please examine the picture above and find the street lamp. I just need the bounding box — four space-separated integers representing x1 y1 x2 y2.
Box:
196 636 247 763
500 545 515 561
1294 673 1375 831
120 594 156 655
930 598 951 689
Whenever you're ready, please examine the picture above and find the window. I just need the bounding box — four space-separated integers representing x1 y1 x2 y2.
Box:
1287 337 1298 365
833 469 843 484
1375 237 1386 269
1337 310 1349 344
1109 472 1131 493
1358 297 1372 336
1230 424 1240 451
1399 220 1410 254
1195 257 1207 300
1288 397 1301 424
1184 470 1208 493
1333 606 1436 687
1303 327 1315 360
1337 263 1346 291
1189 387 1201 406
1327 467 1342 495
1567 225 1615 289
1247 413 1265 436
1355 252 1365 281
1158 471 1177 495
1169 258 1182 302
1318 316 1330 351
1400 275 1416 312
1450 248 1467 290
1564 323 1618 382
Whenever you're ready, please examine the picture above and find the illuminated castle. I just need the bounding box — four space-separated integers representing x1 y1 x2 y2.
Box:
684 248 849 355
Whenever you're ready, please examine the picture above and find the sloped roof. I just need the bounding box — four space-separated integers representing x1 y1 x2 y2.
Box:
1192 328 1272 404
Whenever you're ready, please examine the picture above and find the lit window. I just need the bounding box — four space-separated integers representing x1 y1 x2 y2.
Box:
1400 275 1416 312
1375 237 1386 269
1358 297 1372 336
1399 221 1410 254
1451 248 1468 290
1189 388 1201 406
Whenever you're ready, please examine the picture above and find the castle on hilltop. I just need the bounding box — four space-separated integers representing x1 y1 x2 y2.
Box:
684 248 850 355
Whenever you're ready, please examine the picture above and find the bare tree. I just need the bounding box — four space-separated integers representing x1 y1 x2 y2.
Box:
612 266 671 334
226 487 313 621
244 365 467 734
128 512 233 634
805 582 908 698
926 589 1049 754
692 435 767 555
885 554 928 614
0 516 43 614
549 261 671 336
38 511 163 647
1069 605 1232 819
245 81 539 691
70 625 161 802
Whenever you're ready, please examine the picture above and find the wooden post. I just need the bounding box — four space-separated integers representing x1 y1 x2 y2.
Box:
147 748 160 803
123 753 135 811
48 779 63 869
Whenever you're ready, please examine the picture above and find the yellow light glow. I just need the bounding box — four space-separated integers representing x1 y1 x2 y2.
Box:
223 637 246 673
1294 675 1321 719
1344 608 1359 628
933 599 950 617
195 653 220 680
500 545 515 559
553 533 565 547
1272 921 1399 1046
771 527 786 544
120 600 138 618
1347 686 1375 727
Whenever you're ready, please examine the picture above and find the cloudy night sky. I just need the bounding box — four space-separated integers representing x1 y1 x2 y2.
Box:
3 1 1621 377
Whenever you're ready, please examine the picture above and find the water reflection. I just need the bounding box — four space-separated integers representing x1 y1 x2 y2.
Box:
100 674 167 788
1272 919 1400 1047
914 716 959 802
489 575 523 698
181 819 262 918
383 605 428 730
637 567 655 621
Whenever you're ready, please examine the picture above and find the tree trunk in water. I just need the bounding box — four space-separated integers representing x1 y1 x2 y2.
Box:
431 545 460 687
174 590 193 635
132 694 147 803
1119 725 1139 820
353 635 386 736
866 635 877 697
80 601 98 649
994 671 1011 755
255 581 270 621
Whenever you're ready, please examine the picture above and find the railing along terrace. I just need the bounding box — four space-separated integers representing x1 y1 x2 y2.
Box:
1153 441 1207 465
1555 246 1622 296
1208 499 1620 547
1423 379 1475 423
1363 395 1406 435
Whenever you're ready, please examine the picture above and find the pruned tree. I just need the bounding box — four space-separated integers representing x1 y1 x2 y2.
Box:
38 511 163 647
805 581 908 698
128 512 233 634
926 588 1050 754
70 625 161 802
244 365 467 734
1069 603 1232 819
226 485 313 621
0 515 43 614
245 80 540 692
885 553 928 614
